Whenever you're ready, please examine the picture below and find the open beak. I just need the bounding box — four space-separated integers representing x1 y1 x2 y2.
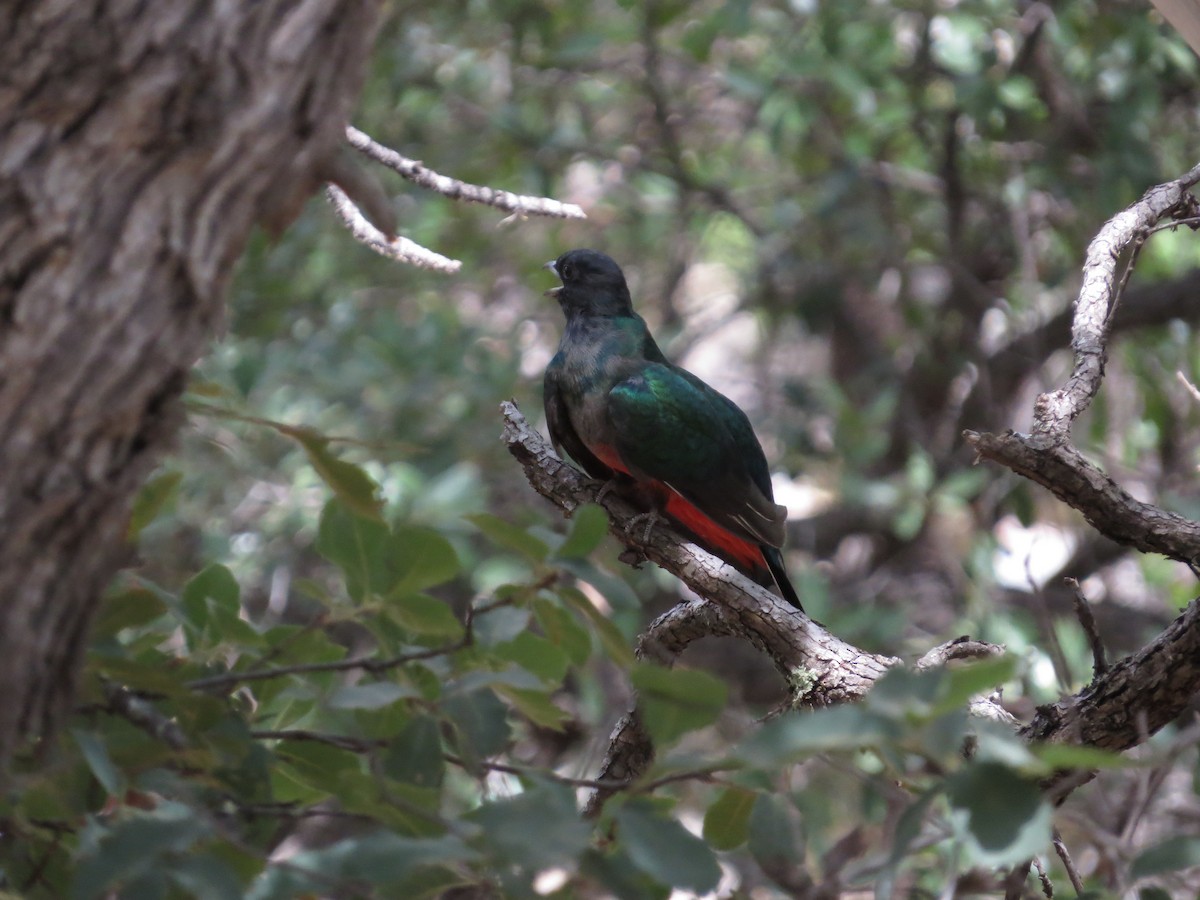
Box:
543 260 562 297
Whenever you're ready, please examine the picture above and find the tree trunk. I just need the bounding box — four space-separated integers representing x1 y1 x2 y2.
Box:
0 0 379 772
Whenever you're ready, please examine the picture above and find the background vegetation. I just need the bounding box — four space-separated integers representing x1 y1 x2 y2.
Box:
5 0 1200 896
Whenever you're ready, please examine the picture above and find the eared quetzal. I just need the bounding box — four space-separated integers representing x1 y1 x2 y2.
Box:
542 248 804 612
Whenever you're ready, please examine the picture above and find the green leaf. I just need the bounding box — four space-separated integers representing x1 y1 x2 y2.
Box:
494 632 570 684
931 655 1018 717
389 593 464 639
166 853 245 900
748 793 804 878
317 500 388 601
327 681 415 710
559 559 641 612
470 780 591 870
560 586 635 669
703 786 756 851
388 525 462 594
493 685 571 731
533 597 592 666
466 513 549 561
631 664 727 747
555 503 609 559
247 834 475 899
182 564 240 632
443 688 512 763
317 505 460 602
946 761 1051 867
616 802 722 892
72 729 124 797
272 740 360 801
71 803 211 900
1032 742 1131 771
128 470 182 538
739 705 896 764
290 428 383 521
580 846 671 900
384 715 445 788
1131 836 1200 879
93 588 168 639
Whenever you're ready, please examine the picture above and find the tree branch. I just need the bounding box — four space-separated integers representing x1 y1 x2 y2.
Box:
1028 162 1200 448
325 184 462 273
345 126 587 220
504 398 1200 815
965 161 1200 566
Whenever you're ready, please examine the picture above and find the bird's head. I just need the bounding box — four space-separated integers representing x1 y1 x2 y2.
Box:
544 249 634 319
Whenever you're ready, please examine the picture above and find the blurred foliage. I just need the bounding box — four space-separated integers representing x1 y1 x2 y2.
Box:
5 0 1200 896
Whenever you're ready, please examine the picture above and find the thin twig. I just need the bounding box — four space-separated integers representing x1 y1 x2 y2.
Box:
101 681 188 750
1053 828 1086 895
346 126 586 220
187 634 470 691
1004 859 1032 899
1064 577 1108 677
1176 369 1200 405
325 184 462 272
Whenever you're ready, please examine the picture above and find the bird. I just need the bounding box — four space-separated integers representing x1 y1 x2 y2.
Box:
541 248 804 612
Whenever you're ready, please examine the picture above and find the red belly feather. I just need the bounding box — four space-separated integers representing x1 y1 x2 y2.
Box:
588 441 765 575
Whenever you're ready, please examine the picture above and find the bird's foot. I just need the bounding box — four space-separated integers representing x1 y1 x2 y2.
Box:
596 478 620 503
626 510 662 544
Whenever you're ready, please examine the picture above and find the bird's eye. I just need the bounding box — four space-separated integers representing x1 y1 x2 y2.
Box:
559 261 574 280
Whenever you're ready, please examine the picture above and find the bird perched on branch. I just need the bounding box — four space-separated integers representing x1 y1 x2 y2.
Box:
542 248 804 612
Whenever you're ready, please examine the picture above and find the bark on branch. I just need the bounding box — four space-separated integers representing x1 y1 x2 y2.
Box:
1028 161 1200 448
504 399 1200 810
964 162 1200 564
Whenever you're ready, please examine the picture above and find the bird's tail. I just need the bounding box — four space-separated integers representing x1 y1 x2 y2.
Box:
762 546 805 613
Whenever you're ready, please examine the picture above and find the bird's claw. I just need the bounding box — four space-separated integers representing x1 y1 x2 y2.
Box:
626 510 661 544
596 478 620 504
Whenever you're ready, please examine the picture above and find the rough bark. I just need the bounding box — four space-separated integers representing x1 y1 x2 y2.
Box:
504 398 1200 810
0 0 380 771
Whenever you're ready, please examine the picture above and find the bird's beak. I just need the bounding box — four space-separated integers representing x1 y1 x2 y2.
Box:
543 260 562 298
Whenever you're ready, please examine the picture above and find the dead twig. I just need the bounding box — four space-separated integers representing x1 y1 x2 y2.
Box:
1065 576 1108 677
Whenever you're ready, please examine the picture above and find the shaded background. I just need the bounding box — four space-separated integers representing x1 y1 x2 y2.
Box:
93 0 1200 894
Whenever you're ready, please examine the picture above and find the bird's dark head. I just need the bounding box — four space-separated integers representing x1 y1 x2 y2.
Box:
544 249 634 319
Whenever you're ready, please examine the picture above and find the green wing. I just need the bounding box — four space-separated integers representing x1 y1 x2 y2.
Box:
607 363 786 547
